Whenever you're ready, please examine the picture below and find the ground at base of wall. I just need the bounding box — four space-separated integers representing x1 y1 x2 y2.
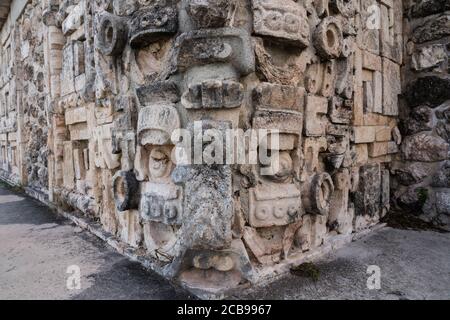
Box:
1 184 449 300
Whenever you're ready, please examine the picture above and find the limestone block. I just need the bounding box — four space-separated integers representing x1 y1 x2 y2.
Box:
69 123 91 141
243 227 282 264
62 141 75 190
173 28 254 76
362 69 382 114
253 83 305 113
382 58 401 116
73 41 85 77
304 95 328 137
303 137 328 174
354 164 381 217
311 215 327 248
329 170 352 235
368 142 389 158
61 43 75 96
363 51 382 71
380 0 402 64
294 215 312 252
73 148 86 180
353 126 376 144
182 80 244 110
136 81 180 106
94 124 121 170
62 3 84 36
172 121 233 250
253 110 303 135
247 184 301 228
305 61 336 98
100 169 119 235
375 126 392 142
252 0 310 48
65 107 87 125
335 55 354 99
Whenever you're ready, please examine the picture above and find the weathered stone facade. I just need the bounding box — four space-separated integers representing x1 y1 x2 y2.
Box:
0 0 447 298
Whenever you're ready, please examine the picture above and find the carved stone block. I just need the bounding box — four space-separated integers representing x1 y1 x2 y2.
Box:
129 4 178 48
304 95 328 137
182 80 244 109
137 104 180 146
248 184 301 228
140 182 183 226
252 0 310 48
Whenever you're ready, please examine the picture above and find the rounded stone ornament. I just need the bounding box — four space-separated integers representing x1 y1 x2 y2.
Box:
97 13 128 56
311 172 335 215
313 17 343 60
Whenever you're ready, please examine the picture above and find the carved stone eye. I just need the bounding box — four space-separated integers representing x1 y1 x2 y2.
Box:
255 205 271 220
264 12 283 31
150 202 163 218
287 205 298 218
164 205 178 220
273 206 286 219
283 14 300 33
149 148 171 179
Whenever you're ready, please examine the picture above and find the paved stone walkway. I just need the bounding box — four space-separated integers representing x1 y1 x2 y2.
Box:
1 184 449 300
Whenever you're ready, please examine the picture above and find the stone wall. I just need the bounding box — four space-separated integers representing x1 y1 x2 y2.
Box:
1 0 441 298
391 0 450 228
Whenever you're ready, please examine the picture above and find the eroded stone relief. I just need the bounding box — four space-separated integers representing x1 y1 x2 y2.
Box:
4 0 445 298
